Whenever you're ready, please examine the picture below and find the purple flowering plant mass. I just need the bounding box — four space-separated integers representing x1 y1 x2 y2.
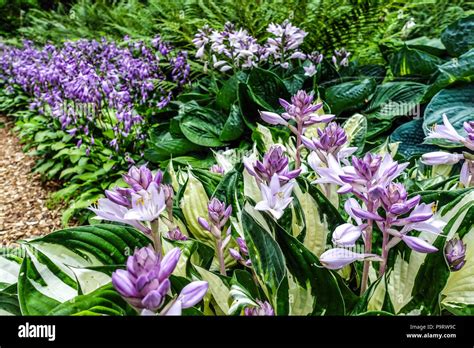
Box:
0 11 473 318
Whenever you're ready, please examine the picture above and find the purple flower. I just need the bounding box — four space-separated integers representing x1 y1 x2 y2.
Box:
210 164 225 175
161 281 209 315
166 227 188 241
229 237 251 266
255 174 294 220
244 300 274 316
89 198 150 234
123 165 163 192
207 198 232 228
445 237 467 271
421 152 464 165
277 90 334 127
243 145 301 184
112 246 180 310
332 47 351 68
123 182 166 222
320 248 382 270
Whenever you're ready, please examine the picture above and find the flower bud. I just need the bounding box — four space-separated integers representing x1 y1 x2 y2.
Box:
445 237 467 271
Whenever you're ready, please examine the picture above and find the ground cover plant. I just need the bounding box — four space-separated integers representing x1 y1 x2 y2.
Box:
0 1 473 317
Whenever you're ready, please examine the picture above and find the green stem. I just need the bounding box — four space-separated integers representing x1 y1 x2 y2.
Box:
215 239 226 276
151 219 161 253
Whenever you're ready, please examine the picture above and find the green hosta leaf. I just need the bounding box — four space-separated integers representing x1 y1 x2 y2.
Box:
242 205 287 306
365 82 427 119
179 102 227 147
247 67 290 111
0 284 21 316
220 104 244 142
423 84 474 147
440 205 474 314
390 118 437 158
441 15 474 57
426 49 474 99
27 224 151 267
237 82 261 129
47 284 136 316
325 78 376 115
145 132 203 162
405 36 446 57
216 72 247 112
389 45 445 77
293 179 344 257
18 247 77 315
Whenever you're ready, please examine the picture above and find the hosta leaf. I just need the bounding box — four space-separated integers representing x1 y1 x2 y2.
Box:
365 82 427 119
423 84 474 147
180 171 213 246
247 67 290 111
426 49 474 99
389 45 444 77
47 284 135 316
242 205 286 305
27 224 151 267
0 284 21 316
390 118 437 158
325 78 376 115
273 221 346 315
343 113 367 154
179 102 227 147
194 266 230 315
441 15 474 57
220 104 244 142
0 248 22 288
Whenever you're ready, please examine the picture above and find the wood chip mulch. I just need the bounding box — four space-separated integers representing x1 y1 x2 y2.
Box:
0 115 65 247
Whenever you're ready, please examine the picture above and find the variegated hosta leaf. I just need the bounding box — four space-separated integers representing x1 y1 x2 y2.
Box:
440 204 474 314
194 266 230 315
228 284 256 315
180 170 214 246
15 224 151 315
0 248 23 289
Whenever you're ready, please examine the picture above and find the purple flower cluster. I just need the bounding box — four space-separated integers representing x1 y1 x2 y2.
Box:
112 246 208 315
332 47 351 68
0 37 190 154
192 20 310 72
315 152 446 292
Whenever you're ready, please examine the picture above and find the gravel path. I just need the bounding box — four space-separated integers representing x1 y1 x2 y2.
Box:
0 115 64 246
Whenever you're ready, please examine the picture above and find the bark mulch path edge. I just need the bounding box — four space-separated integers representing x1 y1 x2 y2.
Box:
0 115 65 246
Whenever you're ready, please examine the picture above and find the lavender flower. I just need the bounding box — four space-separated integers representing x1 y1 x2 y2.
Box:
198 198 233 275
112 246 208 314
210 164 225 175
445 237 467 272
264 20 307 68
124 182 166 222
166 227 188 241
244 300 275 316
421 115 474 187
243 145 301 184
332 47 351 68
314 152 444 294
112 246 180 310
303 122 357 169
255 174 295 220
123 165 163 192
229 237 252 267
260 90 334 169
